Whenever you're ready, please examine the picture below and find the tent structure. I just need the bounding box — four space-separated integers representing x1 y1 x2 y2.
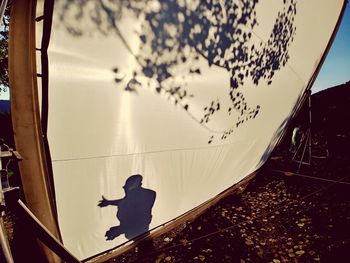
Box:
7 0 346 262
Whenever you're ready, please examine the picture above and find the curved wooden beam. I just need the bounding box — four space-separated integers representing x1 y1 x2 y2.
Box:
8 0 62 262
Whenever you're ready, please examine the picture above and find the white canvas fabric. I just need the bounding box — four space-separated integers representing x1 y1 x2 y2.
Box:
41 0 344 259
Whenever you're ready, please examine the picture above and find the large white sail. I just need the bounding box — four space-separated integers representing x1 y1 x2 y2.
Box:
30 0 345 260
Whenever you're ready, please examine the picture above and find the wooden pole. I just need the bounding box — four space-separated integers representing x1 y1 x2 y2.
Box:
8 0 63 262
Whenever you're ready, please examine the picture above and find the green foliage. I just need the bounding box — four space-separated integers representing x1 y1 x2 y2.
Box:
0 7 10 91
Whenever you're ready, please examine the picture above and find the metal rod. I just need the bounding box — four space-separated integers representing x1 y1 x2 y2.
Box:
308 92 312 165
298 129 310 172
0 0 8 28
292 134 304 161
0 148 15 263
292 160 311 165
0 218 14 263
273 169 350 186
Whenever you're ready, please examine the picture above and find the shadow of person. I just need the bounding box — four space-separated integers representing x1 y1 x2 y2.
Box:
98 174 156 241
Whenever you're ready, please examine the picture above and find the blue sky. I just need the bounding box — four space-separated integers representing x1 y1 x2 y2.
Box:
312 3 350 93
0 3 349 100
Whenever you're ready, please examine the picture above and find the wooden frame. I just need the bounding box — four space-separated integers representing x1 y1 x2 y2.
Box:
8 0 62 262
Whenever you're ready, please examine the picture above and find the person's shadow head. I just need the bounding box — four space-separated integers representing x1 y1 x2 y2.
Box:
98 174 156 240
123 174 142 192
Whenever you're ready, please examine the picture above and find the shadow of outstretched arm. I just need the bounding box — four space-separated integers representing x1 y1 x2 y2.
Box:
98 195 121 207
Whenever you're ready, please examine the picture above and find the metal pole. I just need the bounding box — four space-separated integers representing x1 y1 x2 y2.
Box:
0 0 9 27
0 149 14 263
298 129 310 172
0 218 14 263
308 91 312 165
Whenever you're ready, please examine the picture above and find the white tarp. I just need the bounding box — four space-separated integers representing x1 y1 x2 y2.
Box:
41 0 344 259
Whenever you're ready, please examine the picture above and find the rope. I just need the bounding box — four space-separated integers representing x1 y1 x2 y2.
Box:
273 169 350 186
134 173 350 262
51 140 253 163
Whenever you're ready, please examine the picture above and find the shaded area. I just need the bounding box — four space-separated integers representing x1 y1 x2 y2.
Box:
2 190 47 263
279 81 350 159
0 101 13 147
98 174 156 240
312 81 350 157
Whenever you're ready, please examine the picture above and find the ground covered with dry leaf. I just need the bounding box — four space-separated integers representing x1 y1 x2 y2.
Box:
108 149 350 263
